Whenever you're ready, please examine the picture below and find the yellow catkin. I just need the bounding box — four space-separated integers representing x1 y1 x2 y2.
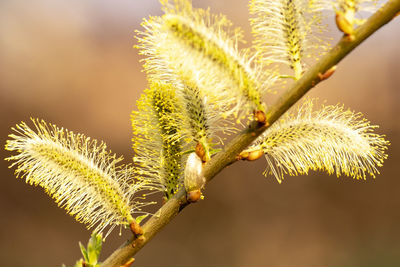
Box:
248 100 389 183
132 82 185 199
136 0 274 120
5 119 151 236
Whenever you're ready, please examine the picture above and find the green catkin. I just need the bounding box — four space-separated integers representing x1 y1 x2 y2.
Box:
5 119 149 236
151 87 183 198
179 81 214 161
246 100 389 183
181 83 209 140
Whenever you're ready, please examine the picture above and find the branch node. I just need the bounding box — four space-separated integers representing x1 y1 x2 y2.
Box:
236 151 249 161
121 258 135 267
345 34 356 42
238 150 264 161
247 150 264 161
137 235 146 243
130 221 144 237
318 65 337 81
254 110 267 125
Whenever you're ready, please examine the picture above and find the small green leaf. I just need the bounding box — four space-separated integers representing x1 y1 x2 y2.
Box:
73 259 84 267
87 232 102 264
209 148 221 155
76 232 103 266
79 242 88 262
135 214 149 224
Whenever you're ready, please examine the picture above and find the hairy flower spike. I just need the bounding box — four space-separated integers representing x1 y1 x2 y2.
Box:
250 0 328 80
137 0 273 119
5 119 148 236
247 100 389 183
132 82 184 199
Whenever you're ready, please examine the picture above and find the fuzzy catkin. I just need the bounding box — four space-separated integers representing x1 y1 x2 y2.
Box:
249 100 389 183
132 82 185 199
5 119 149 235
250 0 328 79
137 0 274 120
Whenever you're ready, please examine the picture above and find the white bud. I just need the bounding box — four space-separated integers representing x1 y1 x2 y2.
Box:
184 152 205 193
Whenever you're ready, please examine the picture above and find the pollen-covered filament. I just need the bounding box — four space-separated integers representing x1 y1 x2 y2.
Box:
164 14 264 111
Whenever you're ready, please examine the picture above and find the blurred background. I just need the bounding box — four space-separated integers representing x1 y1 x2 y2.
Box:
1 0 399 266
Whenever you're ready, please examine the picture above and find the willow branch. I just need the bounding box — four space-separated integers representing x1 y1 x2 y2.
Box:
101 1 400 266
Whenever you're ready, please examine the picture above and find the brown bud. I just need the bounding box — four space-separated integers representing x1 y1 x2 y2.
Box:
237 151 249 160
195 142 206 162
335 12 353 36
254 110 267 125
345 34 355 42
187 189 202 203
82 261 88 267
247 150 264 161
130 221 143 236
318 65 337 81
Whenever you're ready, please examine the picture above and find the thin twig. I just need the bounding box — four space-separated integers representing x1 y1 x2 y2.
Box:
100 1 400 266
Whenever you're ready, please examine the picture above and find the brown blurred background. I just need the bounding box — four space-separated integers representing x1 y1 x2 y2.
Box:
1 1 399 266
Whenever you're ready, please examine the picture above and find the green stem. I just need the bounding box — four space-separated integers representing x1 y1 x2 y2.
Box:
100 1 400 266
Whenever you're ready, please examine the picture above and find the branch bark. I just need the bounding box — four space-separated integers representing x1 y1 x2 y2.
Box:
100 1 400 266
